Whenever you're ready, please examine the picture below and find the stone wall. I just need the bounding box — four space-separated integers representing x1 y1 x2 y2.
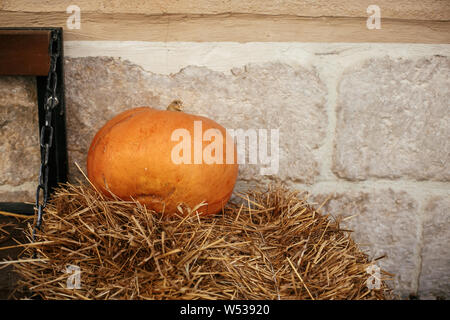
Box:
0 42 448 299
0 76 39 202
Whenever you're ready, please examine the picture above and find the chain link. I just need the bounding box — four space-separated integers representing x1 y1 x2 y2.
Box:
32 31 60 242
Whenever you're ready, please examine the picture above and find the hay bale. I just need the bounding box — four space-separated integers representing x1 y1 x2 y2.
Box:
7 183 393 299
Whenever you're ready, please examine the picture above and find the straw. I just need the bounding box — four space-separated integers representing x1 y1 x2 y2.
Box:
4 183 393 300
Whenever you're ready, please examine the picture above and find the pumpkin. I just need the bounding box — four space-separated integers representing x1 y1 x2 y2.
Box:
87 101 238 215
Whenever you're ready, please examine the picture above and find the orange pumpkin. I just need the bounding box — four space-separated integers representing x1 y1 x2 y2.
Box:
87 102 238 215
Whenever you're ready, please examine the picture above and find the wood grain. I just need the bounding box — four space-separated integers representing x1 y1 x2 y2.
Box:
2 0 450 20
0 12 449 43
0 29 51 75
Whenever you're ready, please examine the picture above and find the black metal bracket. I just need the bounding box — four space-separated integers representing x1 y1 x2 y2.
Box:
0 27 68 215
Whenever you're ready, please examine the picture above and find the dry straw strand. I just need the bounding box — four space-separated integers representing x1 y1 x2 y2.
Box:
4 182 393 300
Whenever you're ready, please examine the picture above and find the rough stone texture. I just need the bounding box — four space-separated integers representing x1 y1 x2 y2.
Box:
0 76 39 202
311 190 420 298
64 57 327 185
334 56 450 181
0 190 35 203
419 196 450 299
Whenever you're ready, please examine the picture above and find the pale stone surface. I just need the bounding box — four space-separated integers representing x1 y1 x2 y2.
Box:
0 190 35 203
311 190 420 298
0 76 39 201
419 196 450 299
64 57 327 185
0 76 37 108
334 56 450 182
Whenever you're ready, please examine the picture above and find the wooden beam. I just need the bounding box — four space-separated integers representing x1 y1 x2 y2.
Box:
0 12 449 44
2 0 450 20
0 29 51 76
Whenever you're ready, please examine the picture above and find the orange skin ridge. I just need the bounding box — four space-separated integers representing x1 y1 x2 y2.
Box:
87 107 239 216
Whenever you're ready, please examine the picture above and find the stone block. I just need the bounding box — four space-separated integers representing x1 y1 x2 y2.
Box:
419 196 450 299
0 76 39 202
334 56 450 181
312 189 420 297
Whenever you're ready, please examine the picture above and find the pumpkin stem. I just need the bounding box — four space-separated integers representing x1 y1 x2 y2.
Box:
167 100 183 112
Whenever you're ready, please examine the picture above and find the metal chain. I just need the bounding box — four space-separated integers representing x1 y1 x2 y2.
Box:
32 31 60 242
